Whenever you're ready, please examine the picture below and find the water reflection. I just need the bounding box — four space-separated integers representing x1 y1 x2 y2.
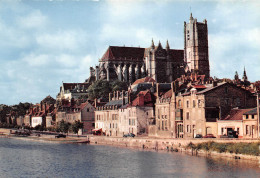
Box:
0 138 260 178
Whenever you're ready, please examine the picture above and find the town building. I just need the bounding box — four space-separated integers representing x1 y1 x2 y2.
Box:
150 82 256 138
24 96 56 128
56 100 95 135
243 107 259 138
56 83 90 102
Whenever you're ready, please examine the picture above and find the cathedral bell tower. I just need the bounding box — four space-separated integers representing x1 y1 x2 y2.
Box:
184 13 210 78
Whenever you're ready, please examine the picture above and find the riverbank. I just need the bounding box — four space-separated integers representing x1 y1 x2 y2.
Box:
88 135 260 161
0 128 89 143
1 128 260 161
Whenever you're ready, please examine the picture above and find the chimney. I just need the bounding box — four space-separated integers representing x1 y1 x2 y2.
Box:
116 91 119 100
213 81 217 87
171 82 174 94
122 90 125 105
156 83 159 96
40 102 43 112
128 90 131 104
113 91 116 100
109 93 112 101
94 98 97 108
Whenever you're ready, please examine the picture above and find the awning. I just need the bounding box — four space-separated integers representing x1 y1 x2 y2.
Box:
92 128 102 131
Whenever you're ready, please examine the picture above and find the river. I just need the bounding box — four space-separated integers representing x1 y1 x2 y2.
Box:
0 138 260 177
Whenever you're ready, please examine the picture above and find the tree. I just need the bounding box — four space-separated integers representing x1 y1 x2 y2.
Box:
111 80 128 92
58 120 71 135
88 80 111 100
88 79 128 100
71 120 84 135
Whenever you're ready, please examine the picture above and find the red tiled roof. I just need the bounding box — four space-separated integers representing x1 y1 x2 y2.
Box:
132 77 156 85
162 89 172 98
221 109 251 121
192 85 207 89
100 46 145 61
131 90 153 107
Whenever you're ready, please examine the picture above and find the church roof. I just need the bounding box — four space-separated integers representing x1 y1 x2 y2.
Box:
100 46 145 62
132 77 156 85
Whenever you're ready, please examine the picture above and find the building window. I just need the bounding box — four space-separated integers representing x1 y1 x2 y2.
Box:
87 108 89 112
252 115 255 119
221 128 224 135
193 100 196 108
162 121 164 130
198 100 201 107
246 115 249 119
186 100 189 108
178 100 182 107
186 112 189 120
129 119 131 125
187 125 189 133
246 125 249 135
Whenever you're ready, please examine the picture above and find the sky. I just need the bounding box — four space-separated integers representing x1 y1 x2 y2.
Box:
0 0 259 105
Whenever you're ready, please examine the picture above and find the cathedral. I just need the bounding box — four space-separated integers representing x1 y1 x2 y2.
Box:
88 14 210 84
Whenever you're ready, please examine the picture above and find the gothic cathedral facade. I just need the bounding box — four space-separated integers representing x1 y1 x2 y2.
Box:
88 14 210 84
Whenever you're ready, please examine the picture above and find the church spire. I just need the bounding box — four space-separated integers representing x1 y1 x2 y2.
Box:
190 13 193 20
151 38 155 49
242 66 248 81
158 40 162 48
234 71 239 80
166 40 170 51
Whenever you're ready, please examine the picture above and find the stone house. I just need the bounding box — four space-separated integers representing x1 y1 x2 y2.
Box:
24 96 56 127
217 109 250 138
119 90 154 136
95 90 155 137
56 100 95 135
243 107 259 138
152 82 256 138
95 91 127 136
56 83 90 102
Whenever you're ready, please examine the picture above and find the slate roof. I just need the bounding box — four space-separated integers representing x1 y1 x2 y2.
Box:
244 107 259 115
100 46 145 62
221 109 251 121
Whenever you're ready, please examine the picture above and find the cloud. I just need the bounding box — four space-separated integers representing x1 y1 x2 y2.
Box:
36 30 87 51
17 10 48 29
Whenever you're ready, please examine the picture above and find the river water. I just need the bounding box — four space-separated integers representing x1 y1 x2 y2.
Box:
0 138 260 178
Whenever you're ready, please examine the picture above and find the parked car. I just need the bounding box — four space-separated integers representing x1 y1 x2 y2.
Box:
55 134 66 138
228 131 238 138
123 133 135 138
203 134 216 138
195 134 202 138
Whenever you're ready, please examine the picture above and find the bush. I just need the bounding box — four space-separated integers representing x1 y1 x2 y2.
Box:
187 141 260 156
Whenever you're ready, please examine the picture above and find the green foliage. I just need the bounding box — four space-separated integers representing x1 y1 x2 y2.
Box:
111 80 128 92
57 120 71 134
71 120 84 134
188 141 260 156
88 80 111 100
88 79 128 100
